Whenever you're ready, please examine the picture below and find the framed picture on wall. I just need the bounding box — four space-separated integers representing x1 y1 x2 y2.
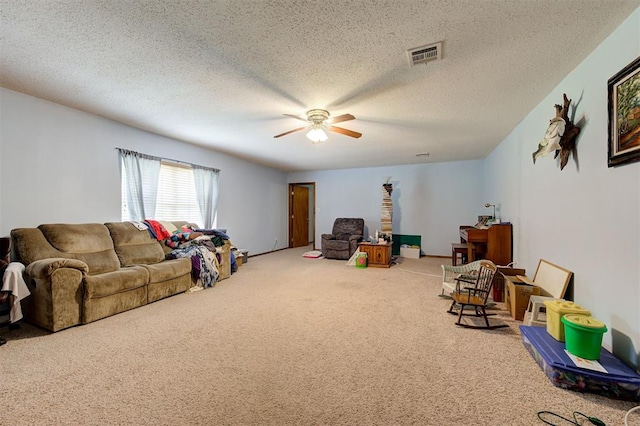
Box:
608 56 640 167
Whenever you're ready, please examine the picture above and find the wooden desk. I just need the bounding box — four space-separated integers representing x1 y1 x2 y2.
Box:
459 224 512 266
358 242 392 268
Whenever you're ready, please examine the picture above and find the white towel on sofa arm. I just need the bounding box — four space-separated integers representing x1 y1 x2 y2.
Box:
2 262 31 323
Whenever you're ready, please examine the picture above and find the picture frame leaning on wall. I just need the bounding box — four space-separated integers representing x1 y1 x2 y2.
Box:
608 56 640 167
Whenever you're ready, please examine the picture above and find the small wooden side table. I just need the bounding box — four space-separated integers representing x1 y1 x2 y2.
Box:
358 242 393 268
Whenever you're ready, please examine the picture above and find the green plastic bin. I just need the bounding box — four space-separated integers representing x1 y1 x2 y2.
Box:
355 252 368 269
562 314 607 360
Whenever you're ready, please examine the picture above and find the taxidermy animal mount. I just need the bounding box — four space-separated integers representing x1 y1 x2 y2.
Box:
532 93 581 170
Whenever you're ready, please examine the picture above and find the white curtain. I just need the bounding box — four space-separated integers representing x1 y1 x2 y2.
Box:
192 165 220 229
119 149 161 221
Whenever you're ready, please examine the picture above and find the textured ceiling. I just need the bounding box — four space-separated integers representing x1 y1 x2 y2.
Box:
1 1 638 171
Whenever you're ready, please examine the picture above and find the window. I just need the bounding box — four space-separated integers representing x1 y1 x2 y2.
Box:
119 148 220 228
156 162 204 225
121 161 206 227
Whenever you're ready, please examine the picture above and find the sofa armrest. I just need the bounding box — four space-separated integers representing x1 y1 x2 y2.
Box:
321 234 336 240
22 258 87 332
348 235 363 242
25 257 89 279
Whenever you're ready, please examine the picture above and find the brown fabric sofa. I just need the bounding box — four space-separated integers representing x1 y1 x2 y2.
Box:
10 221 227 332
105 222 192 305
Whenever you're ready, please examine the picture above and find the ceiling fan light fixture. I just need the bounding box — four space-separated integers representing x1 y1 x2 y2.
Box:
275 108 359 140
307 109 330 122
307 126 328 143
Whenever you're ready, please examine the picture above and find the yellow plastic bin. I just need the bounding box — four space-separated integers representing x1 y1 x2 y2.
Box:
562 315 607 360
355 252 368 269
544 300 590 342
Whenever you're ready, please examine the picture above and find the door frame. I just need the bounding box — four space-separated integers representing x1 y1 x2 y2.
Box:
288 182 316 249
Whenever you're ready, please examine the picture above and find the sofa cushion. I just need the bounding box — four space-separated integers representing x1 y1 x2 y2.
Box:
11 228 70 265
105 222 165 267
141 258 191 284
171 221 191 230
335 233 353 241
83 266 148 299
38 224 120 275
159 220 178 234
323 239 349 250
331 218 364 236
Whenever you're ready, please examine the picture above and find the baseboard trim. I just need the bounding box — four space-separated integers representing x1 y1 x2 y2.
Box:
249 247 289 258
249 249 448 259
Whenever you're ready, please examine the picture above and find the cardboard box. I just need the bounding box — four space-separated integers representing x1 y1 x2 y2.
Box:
399 247 420 259
237 249 249 263
493 267 526 302
218 241 231 280
505 276 540 321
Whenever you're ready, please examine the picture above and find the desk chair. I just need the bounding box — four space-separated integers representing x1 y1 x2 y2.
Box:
451 243 476 266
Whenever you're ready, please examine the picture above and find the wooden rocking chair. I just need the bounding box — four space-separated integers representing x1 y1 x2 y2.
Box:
447 260 507 329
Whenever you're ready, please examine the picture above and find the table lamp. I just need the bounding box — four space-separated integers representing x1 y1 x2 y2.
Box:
485 203 496 219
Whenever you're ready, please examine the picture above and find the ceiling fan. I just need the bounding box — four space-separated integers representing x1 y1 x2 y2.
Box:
274 109 362 143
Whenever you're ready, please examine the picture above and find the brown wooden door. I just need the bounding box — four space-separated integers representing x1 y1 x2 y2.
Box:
290 185 309 247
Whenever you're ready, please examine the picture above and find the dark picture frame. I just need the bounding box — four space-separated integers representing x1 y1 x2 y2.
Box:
608 56 640 167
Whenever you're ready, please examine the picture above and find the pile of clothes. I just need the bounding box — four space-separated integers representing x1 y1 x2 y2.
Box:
137 220 233 289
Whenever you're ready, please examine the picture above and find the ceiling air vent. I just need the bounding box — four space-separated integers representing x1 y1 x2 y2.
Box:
407 42 442 66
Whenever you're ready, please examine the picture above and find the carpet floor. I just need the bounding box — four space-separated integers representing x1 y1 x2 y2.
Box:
1 247 637 425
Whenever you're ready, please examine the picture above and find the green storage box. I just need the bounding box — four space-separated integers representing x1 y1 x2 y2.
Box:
391 234 421 256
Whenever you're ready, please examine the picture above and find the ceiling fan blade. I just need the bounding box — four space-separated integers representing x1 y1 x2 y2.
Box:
328 125 362 139
274 126 307 138
283 113 308 123
327 113 355 124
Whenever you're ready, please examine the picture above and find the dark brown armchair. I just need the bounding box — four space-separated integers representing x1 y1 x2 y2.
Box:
321 218 365 260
